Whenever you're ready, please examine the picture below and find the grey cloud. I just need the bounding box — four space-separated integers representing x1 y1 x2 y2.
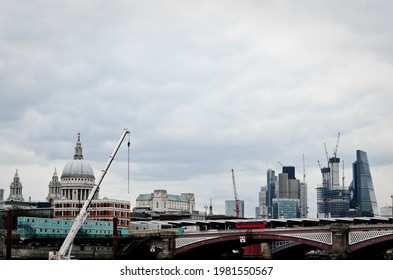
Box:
1 1 393 216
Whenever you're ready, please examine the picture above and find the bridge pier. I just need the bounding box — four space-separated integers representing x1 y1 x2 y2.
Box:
328 223 350 260
157 231 176 259
261 243 272 259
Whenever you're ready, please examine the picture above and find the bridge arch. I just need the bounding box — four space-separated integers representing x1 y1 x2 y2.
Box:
349 233 393 258
175 231 331 256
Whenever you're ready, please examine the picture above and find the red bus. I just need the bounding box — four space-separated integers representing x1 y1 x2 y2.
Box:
235 220 266 229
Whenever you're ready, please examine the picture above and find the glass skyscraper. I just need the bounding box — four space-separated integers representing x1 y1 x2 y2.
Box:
350 150 379 217
272 198 300 219
266 169 277 218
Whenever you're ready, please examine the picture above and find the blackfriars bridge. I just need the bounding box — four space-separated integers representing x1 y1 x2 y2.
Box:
3 217 393 259
140 217 393 260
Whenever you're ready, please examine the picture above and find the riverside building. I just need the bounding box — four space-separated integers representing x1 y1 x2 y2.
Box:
135 189 195 214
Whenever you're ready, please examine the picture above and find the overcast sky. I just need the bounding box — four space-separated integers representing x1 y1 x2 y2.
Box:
1 0 393 217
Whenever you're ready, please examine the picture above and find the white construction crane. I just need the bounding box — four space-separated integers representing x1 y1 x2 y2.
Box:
231 169 240 218
49 128 131 260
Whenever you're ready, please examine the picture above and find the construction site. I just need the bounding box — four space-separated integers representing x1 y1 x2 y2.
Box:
316 133 351 218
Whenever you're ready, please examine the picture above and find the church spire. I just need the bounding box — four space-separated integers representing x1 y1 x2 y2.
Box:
46 167 61 203
74 132 84 160
8 169 24 202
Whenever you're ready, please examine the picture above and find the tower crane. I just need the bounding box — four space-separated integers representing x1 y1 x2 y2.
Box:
317 160 322 172
49 128 131 260
231 169 240 218
324 143 329 166
333 132 340 159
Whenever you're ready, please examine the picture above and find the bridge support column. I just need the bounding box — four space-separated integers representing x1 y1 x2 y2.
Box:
328 223 350 260
261 243 272 259
157 231 176 259
6 210 13 260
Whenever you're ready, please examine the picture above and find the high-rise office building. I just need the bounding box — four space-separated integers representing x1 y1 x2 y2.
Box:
266 169 277 218
278 167 300 199
299 182 308 218
272 198 300 219
255 186 268 218
276 166 301 218
261 165 307 219
350 150 379 217
282 166 296 180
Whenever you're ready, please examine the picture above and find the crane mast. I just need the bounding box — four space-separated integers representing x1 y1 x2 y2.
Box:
50 128 131 260
333 132 340 159
231 169 240 218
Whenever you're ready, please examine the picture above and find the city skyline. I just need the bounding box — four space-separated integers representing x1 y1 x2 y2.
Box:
0 143 387 218
1 1 393 217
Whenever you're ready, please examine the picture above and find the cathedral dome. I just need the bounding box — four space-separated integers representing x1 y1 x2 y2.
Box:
60 133 95 180
61 160 95 179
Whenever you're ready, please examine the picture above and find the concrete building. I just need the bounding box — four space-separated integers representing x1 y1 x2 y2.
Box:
299 182 308 218
278 167 300 199
255 186 268 218
275 166 302 218
135 189 195 214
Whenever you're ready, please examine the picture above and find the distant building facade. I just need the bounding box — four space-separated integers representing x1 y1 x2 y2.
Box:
299 182 308 218
266 169 277 218
225 200 245 218
53 198 131 228
379 206 392 218
258 166 308 219
275 166 301 218
255 186 268 218
135 189 195 214
272 198 300 219
0 188 5 203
